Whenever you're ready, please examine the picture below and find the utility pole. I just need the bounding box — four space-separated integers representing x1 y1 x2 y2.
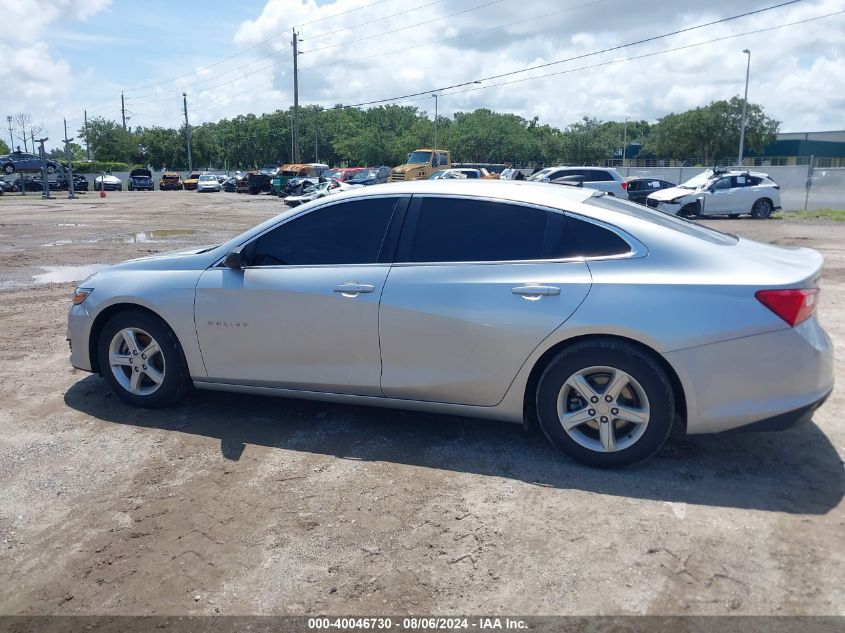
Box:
37 137 50 199
183 92 193 172
292 28 301 163
314 110 319 163
737 48 751 167
84 110 90 160
288 115 294 161
622 117 628 171
432 94 438 151
6 116 12 151
121 91 127 130
63 118 76 199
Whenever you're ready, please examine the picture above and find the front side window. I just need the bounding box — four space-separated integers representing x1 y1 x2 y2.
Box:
408 198 548 263
246 198 399 266
712 177 732 191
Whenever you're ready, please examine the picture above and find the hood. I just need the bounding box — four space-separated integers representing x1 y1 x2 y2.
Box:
96 175 121 183
392 164 424 173
647 186 697 202
130 168 152 178
103 245 223 272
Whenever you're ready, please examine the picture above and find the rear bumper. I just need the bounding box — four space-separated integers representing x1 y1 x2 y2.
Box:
734 389 831 432
666 317 834 434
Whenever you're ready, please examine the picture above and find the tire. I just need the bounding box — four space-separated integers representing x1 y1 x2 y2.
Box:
679 203 700 218
118 186 123 191
751 198 773 219
2 163 13 175
535 339 675 468
729 214 740 218
46 164 56 174
97 309 190 408
128 184 133 191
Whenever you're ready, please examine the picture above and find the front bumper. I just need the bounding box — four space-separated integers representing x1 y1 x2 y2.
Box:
67 302 95 372
666 317 834 434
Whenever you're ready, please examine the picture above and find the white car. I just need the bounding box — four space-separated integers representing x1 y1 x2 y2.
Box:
646 169 782 218
429 168 487 180
283 179 349 207
528 167 628 199
197 174 221 193
94 174 122 191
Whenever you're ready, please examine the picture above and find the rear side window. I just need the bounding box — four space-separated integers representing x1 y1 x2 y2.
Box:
548 215 632 258
584 169 614 182
246 198 398 266
408 198 547 262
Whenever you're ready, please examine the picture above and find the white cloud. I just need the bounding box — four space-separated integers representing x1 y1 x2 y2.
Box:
4 0 845 150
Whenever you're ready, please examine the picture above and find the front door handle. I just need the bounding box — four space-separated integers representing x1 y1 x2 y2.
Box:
333 282 375 296
512 284 561 297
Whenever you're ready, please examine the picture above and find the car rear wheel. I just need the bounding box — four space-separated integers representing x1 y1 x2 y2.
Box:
536 339 675 468
46 165 56 174
2 163 13 174
751 198 773 219
98 310 190 408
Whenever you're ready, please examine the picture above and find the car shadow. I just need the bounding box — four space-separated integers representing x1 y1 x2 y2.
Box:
64 375 843 515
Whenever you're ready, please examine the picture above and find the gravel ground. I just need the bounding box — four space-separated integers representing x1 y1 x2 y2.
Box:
0 190 842 616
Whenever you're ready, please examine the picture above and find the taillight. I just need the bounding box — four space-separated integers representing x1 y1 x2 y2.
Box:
621 181 628 190
755 288 819 326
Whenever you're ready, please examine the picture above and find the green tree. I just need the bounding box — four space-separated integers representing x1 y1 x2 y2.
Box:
0 139 10 155
643 97 778 164
77 117 137 163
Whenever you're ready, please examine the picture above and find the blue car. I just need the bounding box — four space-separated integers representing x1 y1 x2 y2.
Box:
1 150 61 175
347 166 390 186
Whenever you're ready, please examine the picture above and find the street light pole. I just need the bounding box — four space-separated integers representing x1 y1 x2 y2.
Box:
737 48 751 167
6 116 13 151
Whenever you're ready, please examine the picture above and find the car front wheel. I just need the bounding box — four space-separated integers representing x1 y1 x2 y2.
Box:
97 310 189 408
536 339 675 468
751 198 773 219
46 164 56 174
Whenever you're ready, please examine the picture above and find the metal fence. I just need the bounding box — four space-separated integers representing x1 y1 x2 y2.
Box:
618 165 844 211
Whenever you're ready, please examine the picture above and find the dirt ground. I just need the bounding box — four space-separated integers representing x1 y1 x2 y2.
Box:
0 189 842 616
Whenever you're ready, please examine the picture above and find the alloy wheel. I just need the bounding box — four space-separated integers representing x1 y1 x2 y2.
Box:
556 366 651 453
108 327 166 396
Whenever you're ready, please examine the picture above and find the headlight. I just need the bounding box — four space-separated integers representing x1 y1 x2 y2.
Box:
72 287 93 305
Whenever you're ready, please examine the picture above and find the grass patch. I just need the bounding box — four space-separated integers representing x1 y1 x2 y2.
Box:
773 208 845 221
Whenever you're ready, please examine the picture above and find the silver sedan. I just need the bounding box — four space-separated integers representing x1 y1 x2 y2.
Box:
67 181 833 467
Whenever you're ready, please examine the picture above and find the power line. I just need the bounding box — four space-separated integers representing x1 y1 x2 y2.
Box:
121 0 392 94
300 0 448 44
329 0 806 109
440 8 845 98
302 0 505 55
299 0 609 73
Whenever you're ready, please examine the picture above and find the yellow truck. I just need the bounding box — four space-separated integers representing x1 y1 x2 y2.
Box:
389 149 452 182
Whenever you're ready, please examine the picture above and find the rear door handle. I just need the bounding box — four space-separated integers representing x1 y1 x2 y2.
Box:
333 282 375 296
512 284 560 297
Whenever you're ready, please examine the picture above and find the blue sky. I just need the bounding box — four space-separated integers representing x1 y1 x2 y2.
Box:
3 0 844 152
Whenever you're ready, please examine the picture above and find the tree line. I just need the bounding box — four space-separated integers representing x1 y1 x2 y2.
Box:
54 96 778 170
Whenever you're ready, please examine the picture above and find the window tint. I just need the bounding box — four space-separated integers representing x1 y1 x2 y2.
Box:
627 180 640 191
584 169 614 182
713 177 732 190
409 198 548 262
246 197 398 266
547 215 631 258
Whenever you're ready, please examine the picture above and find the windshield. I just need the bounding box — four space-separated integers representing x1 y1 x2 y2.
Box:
199 175 216 181
322 170 343 180
351 169 376 180
188 173 201 179
679 171 715 189
527 168 555 182
407 151 433 164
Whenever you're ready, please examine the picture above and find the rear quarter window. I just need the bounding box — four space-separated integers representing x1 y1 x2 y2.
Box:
585 195 738 245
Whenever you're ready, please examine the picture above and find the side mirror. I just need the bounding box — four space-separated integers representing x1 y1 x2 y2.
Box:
224 247 244 270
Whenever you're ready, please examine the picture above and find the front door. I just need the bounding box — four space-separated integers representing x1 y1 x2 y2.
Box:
194 196 404 395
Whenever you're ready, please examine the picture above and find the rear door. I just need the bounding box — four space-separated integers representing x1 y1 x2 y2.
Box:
378 195 593 406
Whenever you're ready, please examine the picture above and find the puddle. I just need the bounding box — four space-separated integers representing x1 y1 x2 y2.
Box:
33 264 108 284
124 229 196 243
